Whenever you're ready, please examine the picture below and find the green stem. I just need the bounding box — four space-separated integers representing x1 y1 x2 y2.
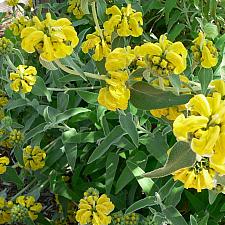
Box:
11 179 36 201
54 60 105 81
5 55 17 71
47 86 101 92
91 1 104 39
0 76 9 83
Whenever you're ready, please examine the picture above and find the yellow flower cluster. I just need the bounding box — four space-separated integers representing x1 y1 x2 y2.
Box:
98 47 135 111
111 211 124 224
112 211 139 225
134 35 187 77
23 145 46 171
10 65 37 94
6 0 19 6
173 157 224 192
150 75 189 120
82 29 111 61
124 213 140 225
76 188 115 225
10 16 33 36
21 13 79 61
0 93 8 121
0 37 13 55
0 129 23 149
191 32 218 68
15 196 42 221
67 0 84 19
0 197 13 224
0 156 9 174
104 4 143 37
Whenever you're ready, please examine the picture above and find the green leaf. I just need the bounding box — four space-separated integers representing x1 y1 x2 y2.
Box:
57 93 69 112
163 206 188 225
63 129 103 144
130 82 192 110
168 23 186 41
77 90 98 104
64 144 77 171
39 58 58 70
165 0 177 24
96 0 107 23
127 161 154 194
208 190 219 205
80 0 90 14
198 68 213 94
115 151 147 194
31 76 52 102
119 112 139 147
190 215 198 225
1 167 23 187
144 142 196 178
125 196 156 214
24 217 36 225
55 107 90 124
6 98 27 110
25 122 48 141
88 126 125 164
106 153 119 194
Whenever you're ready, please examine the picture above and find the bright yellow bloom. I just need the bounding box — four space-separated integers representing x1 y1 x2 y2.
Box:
10 16 33 36
23 145 46 171
10 65 37 94
76 188 114 225
0 156 9 174
173 93 225 157
82 30 111 61
0 197 13 224
104 4 143 37
67 0 84 19
191 32 218 68
16 196 42 221
21 13 79 61
0 37 13 55
210 79 225 97
6 0 19 6
98 71 130 111
105 47 135 71
134 35 187 76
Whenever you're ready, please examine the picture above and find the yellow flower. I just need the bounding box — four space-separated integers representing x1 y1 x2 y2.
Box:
82 30 111 61
105 47 135 71
16 196 42 221
23 146 46 171
10 65 37 94
134 35 187 76
10 16 33 36
0 93 8 107
0 197 13 224
191 31 218 68
104 4 143 37
76 188 114 225
6 0 19 6
21 13 79 61
67 0 84 19
124 213 140 225
0 156 9 174
173 93 225 157
0 37 13 55
8 129 24 145
210 79 225 97
111 211 125 225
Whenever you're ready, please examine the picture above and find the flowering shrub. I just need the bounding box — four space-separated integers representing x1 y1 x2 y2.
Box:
0 0 225 225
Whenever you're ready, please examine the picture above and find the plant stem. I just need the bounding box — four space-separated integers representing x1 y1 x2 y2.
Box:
54 60 105 81
5 55 17 71
47 86 101 92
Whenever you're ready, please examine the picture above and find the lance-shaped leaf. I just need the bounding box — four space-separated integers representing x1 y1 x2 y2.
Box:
144 142 196 178
130 82 192 110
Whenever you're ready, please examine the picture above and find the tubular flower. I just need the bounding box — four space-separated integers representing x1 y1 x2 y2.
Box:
9 16 33 36
6 0 19 6
21 13 79 61
0 197 13 224
10 65 37 93
173 158 215 192
134 34 187 76
191 31 218 68
210 79 225 97
173 93 225 157
67 0 84 19
0 156 9 174
0 37 13 55
8 129 24 145
23 145 46 171
105 47 135 71
104 4 143 37
15 196 42 221
98 71 130 111
76 188 115 225
82 29 111 61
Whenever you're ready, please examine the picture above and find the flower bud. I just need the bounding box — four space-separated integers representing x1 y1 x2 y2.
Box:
11 204 29 223
0 37 13 55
